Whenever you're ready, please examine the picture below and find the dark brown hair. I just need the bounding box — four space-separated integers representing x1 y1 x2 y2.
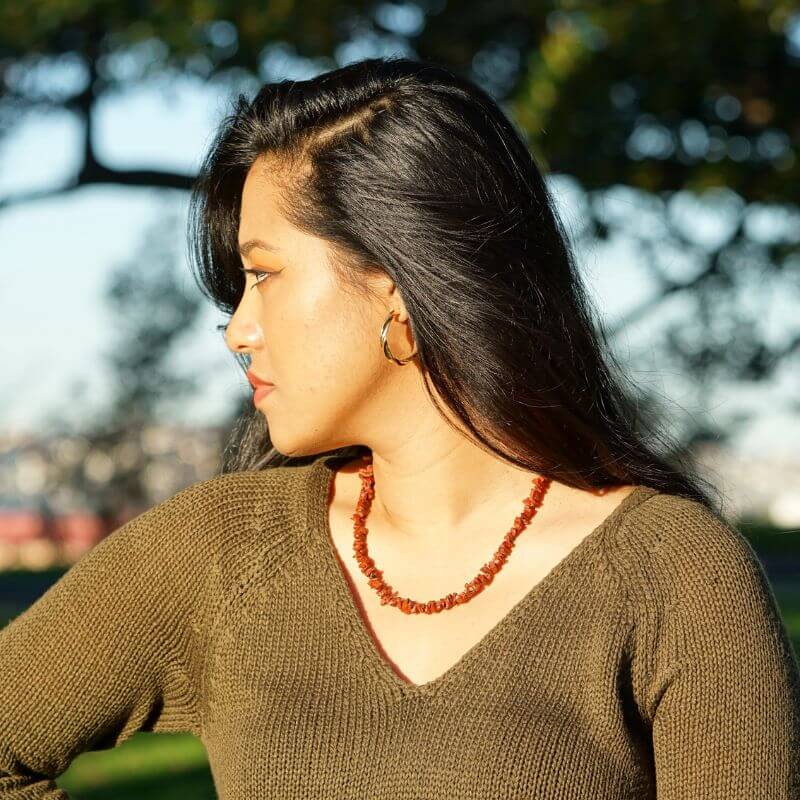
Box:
187 55 721 511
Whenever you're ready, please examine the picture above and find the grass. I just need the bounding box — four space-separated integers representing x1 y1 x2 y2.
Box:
55 733 216 799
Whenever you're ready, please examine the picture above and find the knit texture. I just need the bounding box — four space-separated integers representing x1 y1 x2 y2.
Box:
1 451 798 798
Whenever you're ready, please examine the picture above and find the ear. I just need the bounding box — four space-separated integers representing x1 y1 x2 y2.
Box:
387 284 411 323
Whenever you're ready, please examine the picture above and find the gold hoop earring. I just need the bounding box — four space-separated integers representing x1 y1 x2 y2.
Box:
380 310 418 366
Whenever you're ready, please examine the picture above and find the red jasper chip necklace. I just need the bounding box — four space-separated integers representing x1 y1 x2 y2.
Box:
351 453 556 615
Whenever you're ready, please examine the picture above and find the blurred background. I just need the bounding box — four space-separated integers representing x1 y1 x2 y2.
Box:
1 0 799 796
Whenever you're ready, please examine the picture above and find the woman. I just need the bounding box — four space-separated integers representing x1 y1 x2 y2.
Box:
1 56 797 799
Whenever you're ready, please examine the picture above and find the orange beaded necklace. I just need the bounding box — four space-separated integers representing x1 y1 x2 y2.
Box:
351 453 554 615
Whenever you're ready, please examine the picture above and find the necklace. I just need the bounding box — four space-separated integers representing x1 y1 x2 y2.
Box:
351 454 554 615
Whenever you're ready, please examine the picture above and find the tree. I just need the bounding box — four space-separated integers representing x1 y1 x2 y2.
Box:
2 0 798 448
41 203 207 528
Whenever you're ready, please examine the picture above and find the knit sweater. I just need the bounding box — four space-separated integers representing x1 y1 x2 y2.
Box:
1 452 798 799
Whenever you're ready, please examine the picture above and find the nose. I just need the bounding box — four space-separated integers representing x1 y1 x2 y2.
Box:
224 314 264 356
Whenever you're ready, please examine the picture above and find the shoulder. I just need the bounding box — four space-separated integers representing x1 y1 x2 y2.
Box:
161 463 308 533
607 491 800 746
92 464 314 602
604 489 774 618
106 466 295 546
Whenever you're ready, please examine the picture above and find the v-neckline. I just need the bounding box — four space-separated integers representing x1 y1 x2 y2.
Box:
306 452 656 700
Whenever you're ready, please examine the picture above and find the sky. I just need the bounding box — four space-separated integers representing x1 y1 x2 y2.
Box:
0 59 798 463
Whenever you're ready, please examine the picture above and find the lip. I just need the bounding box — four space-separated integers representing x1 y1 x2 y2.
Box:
253 384 275 405
246 369 274 389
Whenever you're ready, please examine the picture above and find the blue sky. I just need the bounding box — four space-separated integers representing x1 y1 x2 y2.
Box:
1 67 798 462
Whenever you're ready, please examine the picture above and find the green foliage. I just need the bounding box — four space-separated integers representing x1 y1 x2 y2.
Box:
507 2 800 198
3 0 798 442
0 0 373 80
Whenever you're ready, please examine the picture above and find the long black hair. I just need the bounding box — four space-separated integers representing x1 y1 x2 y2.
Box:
187 55 722 512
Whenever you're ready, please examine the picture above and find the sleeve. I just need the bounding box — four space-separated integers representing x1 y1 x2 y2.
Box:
628 497 800 799
0 480 221 798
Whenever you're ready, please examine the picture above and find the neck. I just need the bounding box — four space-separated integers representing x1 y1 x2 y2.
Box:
340 442 551 547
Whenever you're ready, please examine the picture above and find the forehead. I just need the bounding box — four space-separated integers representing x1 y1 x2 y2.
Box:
237 155 332 268
239 159 287 231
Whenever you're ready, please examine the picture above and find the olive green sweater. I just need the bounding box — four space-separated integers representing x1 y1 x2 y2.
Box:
1 452 798 798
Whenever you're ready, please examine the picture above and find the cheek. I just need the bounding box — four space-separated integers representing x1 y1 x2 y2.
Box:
266 287 380 400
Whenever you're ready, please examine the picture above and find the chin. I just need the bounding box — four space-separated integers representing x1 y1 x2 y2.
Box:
267 431 314 460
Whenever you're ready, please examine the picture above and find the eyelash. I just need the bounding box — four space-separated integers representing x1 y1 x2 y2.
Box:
242 268 272 288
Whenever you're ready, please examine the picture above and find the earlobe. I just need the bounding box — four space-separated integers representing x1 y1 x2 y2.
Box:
380 309 418 365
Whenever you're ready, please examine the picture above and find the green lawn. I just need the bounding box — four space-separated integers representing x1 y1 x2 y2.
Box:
56 733 215 799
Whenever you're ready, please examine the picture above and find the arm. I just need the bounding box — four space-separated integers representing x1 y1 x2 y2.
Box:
626 497 800 798
0 480 221 798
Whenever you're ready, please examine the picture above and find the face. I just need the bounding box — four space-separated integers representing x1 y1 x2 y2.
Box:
225 155 417 458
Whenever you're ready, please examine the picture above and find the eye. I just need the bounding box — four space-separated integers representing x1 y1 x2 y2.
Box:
241 267 273 289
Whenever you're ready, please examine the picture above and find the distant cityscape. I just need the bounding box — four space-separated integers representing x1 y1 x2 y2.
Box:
0 424 225 570
0 427 798 571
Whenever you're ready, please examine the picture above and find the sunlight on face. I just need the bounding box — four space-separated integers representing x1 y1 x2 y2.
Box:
225 154 389 457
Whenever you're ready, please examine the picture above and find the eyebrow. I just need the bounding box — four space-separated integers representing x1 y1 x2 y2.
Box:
237 238 282 257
